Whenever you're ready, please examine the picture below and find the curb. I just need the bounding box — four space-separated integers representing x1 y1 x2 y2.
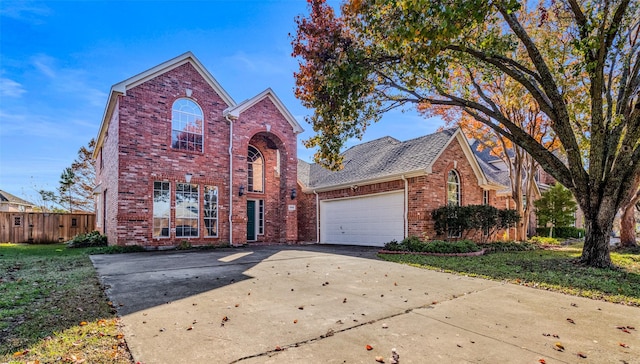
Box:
377 248 486 257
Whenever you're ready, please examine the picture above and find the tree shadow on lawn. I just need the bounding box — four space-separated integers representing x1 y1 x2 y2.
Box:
379 249 640 305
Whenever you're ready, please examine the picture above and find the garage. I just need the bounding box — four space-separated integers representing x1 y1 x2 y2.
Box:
320 191 405 246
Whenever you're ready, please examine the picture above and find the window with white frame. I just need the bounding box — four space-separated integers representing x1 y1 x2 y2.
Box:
483 190 489 205
258 199 264 235
176 183 199 237
247 145 264 193
447 170 461 206
204 186 218 237
153 181 170 238
171 98 203 152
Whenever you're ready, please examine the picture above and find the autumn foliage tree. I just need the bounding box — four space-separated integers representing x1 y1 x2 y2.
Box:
292 0 640 267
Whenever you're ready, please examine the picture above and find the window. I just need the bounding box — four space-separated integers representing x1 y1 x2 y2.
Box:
71 218 77 227
176 183 199 237
258 200 264 235
447 170 461 206
171 98 203 152
204 186 218 237
247 145 264 193
13 216 22 226
483 190 489 205
153 182 170 238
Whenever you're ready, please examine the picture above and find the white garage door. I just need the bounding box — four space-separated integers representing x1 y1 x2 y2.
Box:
320 191 404 246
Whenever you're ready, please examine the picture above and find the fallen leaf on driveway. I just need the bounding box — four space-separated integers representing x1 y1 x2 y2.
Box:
619 342 629 348
375 356 384 363
554 342 565 352
538 359 546 364
366 345 373 351
566 318 575 324
577 352 587 358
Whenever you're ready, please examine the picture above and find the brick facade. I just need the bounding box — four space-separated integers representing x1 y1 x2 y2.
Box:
296 136 517 243
94 54 301 248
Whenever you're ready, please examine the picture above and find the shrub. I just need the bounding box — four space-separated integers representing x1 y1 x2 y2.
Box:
529 236 561 245
383 238 481 254
535 227 585 239
66 231 107 248
88 245 146 254
432 204 520 242
478 241 539 252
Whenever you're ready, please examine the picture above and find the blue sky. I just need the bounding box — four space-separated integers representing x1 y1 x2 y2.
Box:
0 0 440 203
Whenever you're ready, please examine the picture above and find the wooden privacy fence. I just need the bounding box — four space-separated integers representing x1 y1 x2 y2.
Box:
0 212 95 244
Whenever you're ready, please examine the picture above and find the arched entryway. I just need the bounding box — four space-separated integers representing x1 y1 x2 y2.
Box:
239 132 297 243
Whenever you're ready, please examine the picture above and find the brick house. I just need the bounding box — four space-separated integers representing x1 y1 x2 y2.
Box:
93 52 303 248
94 52 520 248
296 128 516 246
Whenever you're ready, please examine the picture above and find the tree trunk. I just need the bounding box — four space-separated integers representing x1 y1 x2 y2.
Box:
580 218 613 268
620 199 638 247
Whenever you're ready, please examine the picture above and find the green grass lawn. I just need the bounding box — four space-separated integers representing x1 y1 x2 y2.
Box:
379 244 640 306
0 243 133 363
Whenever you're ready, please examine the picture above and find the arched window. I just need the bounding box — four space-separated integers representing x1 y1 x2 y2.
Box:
171 98 203 152
447 170 460 206
247 145 264 193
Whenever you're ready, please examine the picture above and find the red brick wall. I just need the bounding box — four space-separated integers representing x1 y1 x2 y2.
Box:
296 182 317 242
100 62 300 247
95 100 121 243
231 98 299 244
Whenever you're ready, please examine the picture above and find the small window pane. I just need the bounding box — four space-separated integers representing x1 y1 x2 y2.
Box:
248 146 264 193
171 99 203 153
204 186 218 237
176 183 199 237
153 181 170 238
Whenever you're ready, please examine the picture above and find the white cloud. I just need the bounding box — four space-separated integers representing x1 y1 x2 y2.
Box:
0 77 26 97
32 54 57 78
225 51 288 75
30 54 107 107
0 1 51 24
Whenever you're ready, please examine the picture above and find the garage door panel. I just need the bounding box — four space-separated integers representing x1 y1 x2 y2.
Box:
320 192 404 246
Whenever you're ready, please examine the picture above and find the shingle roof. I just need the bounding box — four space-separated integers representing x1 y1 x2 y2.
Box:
304 128 459 189
0 190 36 207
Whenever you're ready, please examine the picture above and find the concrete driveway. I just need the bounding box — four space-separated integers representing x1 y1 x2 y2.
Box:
91 245 639 364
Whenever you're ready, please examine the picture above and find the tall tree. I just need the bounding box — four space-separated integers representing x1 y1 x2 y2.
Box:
431 69 560 241
68 138 96 212
55 138 96 213
59 167 76 213
292 0 640 267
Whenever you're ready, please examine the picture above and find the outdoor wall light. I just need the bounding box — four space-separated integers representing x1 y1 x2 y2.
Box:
239 184 245 196
290 188 297 200
185 173 193 183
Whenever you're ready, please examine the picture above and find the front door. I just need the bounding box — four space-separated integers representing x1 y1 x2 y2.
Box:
246 200 256 241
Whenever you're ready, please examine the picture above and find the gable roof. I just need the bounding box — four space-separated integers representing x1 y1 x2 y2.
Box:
301 128 503 192
93 52 236 158
223 88 304 134
0 190 36 207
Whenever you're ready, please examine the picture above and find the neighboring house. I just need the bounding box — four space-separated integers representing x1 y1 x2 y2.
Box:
296 128 516 246
93 52 303 248
0 190 36 212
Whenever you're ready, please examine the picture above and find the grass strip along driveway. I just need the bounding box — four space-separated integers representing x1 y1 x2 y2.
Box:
0 243 133 363
379 243 640 306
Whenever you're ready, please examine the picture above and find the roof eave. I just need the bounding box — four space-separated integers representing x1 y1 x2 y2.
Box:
308 169 428 193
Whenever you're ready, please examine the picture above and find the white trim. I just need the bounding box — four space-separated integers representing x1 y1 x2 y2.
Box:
224 88 304 134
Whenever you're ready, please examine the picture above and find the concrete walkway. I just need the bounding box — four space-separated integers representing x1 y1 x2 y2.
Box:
91 245 639 364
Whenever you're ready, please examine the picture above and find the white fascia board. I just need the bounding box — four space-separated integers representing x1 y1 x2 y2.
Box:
225 88 304 134
93 89 122 160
